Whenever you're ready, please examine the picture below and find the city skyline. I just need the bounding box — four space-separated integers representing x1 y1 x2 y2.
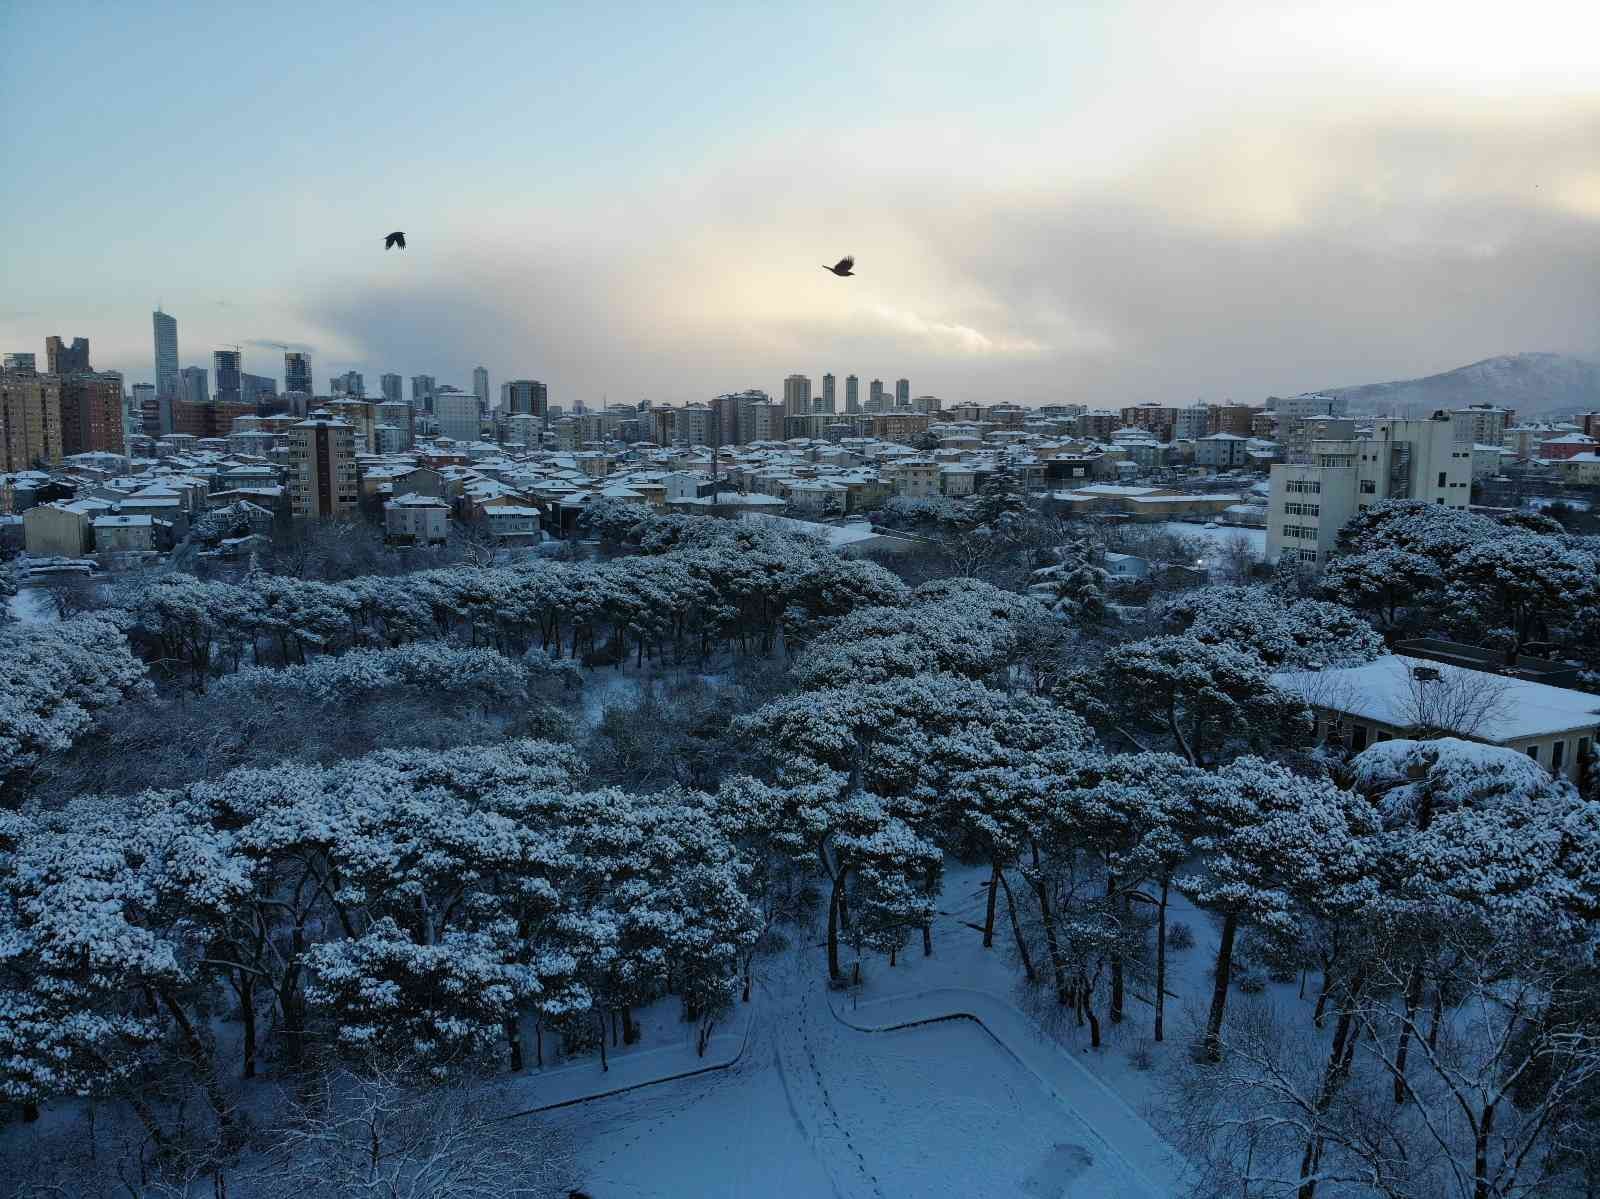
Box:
3 3 1598 408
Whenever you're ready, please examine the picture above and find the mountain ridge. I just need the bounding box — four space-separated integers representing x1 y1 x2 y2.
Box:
1303 352 1600 418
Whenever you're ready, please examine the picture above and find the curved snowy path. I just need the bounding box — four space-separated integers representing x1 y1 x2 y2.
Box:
546 949 1162 1198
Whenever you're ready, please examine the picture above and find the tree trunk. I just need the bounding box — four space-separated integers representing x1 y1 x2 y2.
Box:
597 1010 609 1072
827 869 846 982
922 921 932 957
1084 991 1102 1049
1154 878 1170 1043
999 869 1037 983
1109 882 1125 1025
240 978 257 1080
506 1018 524 1072
1296 973 1366 1199
1203 910 1239 1061
1028 844 1070 1004
1393 965 1424 1105
1474 1102 1496 1199
983 865 1001 948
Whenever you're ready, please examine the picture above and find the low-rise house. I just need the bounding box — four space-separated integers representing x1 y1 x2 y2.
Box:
92 513 155 553
1272 654 1599 785
384 493 450 545
23 498 111 556
484 504 542 543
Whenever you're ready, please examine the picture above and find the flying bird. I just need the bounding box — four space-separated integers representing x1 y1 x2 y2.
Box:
822 255 854 277
385 231 406 250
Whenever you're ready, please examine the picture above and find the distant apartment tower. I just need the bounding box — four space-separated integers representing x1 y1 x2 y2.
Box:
284 351 313 396
1450 403 1510 446
411 374 436 412
241 372 277 406
472 366 489 408
45 336 91 374
0 370 64 470
287 417 358 519
845 374 860 413
820 373 836 414
1266 414 1471 568
331 370 364 397
783 373 812 417
379 372 402 404
59 372 124 455
895 378 910 408
503 379 548 422
178 366 209 405
152 310 179 397
868 379 886 412
213 349 242 401
3 353 36 372
376 399 415 449
435 391 482 442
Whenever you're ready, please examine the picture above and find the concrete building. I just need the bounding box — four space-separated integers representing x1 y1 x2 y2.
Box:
174 399 253 439
179 365 209 404
330 370 364 397
92 513 155 553
0 370 64 470
820 373 836 414
286 417 358 519
472 366 489 408
3 353 36 372
1266 414 1470 567
241 372 277 406
384 492 450 544
23 499 103 556
894 378 910 409
845 375 860 414
152 310 179 397
1557 452 1600 486
284 352 313 397
435 391 482 443
783 374 812 417
59 372 124 455
1194 432 1251 470
738 392 778 443
379 372 402 404
1272 655 1598 785
212 349 242 402
411 374 436 412
868 379 886 412
502 379 548 421
1451 404 1510 447
45 336 91 374
376 399 414 449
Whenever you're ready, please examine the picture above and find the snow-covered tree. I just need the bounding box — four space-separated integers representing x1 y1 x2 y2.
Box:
1179 758 1379 1061
0 615 149 803
1095 635 1311 764
1160 585 1385 670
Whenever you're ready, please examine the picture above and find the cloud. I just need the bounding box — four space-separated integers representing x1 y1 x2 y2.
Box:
279 91 1600 408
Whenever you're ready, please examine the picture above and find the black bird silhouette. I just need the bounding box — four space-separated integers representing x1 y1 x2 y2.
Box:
384 231 406 250
822 255 854 277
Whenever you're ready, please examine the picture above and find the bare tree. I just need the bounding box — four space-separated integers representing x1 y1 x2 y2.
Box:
248 1061 576 1199
1396 662 1515 741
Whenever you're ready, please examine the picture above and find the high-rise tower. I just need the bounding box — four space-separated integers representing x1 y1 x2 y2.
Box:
152 310 179 397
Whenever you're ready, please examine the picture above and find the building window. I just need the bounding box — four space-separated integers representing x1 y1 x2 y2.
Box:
1437 471 1447 487
1360 480 1375 494
1553 741 1565 772
1351 725 1368 752
1527 745 1540 763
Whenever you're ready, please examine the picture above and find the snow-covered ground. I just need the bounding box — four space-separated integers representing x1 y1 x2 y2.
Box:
532 863 1201 1198
7 586 57 623
1153 521 1266 561
546 946 1169 1199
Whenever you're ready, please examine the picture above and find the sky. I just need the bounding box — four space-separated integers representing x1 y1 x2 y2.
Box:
3 0 1598 407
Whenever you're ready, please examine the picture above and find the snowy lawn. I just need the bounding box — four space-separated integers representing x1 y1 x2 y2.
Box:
546 946 1160 1199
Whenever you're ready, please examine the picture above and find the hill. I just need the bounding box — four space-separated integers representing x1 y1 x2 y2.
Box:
1312 353 1600 419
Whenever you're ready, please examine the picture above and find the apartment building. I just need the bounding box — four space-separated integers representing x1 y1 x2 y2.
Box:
286 417 358 519
1266 414 1470 567
0 369 64 470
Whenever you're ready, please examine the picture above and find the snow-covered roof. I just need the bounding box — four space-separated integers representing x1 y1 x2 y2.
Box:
1271 655 1600 741
93 514 153 528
